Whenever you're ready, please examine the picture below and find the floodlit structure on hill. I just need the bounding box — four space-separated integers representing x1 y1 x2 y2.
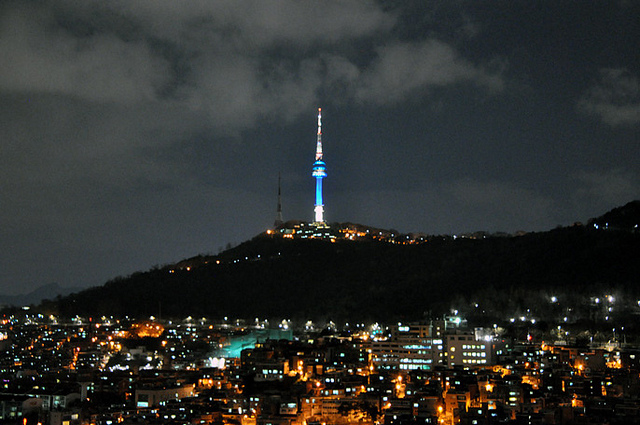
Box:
312 108 327 224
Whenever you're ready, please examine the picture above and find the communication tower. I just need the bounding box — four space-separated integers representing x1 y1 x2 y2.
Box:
311 108 327 223
274 173 283 228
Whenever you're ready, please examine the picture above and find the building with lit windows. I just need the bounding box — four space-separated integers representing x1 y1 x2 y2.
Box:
370 323 495 371
135 383 195 408
369 323 443 371
445 332 491 367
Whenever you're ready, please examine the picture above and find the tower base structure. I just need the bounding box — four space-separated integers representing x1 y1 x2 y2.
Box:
314 205 324 224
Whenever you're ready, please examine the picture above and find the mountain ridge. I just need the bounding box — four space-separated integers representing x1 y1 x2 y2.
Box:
0 282 83 308
12 201 640 323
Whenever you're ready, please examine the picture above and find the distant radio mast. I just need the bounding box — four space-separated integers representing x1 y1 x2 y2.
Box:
311 108 327 223
274 173 283 228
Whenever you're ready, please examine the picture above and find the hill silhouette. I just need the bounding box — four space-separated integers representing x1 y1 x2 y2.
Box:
0 282 82 308
29 201 640 324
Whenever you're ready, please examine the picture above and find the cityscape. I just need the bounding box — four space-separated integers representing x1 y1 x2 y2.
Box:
2 3 639 425
1 313 639 425
0 110 638 425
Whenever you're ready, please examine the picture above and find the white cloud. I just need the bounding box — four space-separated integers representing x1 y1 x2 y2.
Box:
0 7 171 104
578 68 640 126
110 0 394 47
356 39 504 104
0 1 504 133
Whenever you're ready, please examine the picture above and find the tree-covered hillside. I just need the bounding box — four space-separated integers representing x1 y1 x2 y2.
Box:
34 223 640 325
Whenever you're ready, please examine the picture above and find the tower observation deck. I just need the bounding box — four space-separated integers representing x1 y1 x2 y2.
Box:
312 108 327 223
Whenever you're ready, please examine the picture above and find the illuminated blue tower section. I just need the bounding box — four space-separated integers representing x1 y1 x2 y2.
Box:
312 108 327 223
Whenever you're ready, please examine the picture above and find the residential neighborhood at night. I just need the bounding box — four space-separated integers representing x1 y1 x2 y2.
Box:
2 313 640 425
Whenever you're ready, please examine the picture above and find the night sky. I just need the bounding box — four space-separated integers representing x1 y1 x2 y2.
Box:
1 1 639 295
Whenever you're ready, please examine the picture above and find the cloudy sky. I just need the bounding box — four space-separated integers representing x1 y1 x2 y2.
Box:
1 0 639 295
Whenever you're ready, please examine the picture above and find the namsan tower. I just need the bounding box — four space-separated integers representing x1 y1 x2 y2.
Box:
311 108 327 223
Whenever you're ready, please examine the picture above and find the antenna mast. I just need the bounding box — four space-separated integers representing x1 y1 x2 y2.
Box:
274 173 283 228
315 108 323 160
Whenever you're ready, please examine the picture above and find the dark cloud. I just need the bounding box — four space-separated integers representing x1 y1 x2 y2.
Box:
572 169 640 209
578 68 640 126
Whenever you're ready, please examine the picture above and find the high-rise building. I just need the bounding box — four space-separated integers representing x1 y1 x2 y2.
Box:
312 108 327 223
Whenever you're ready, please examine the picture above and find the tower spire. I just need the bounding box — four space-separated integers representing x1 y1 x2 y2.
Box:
311 107 327 223
274 173 283 228
315 108 323 160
